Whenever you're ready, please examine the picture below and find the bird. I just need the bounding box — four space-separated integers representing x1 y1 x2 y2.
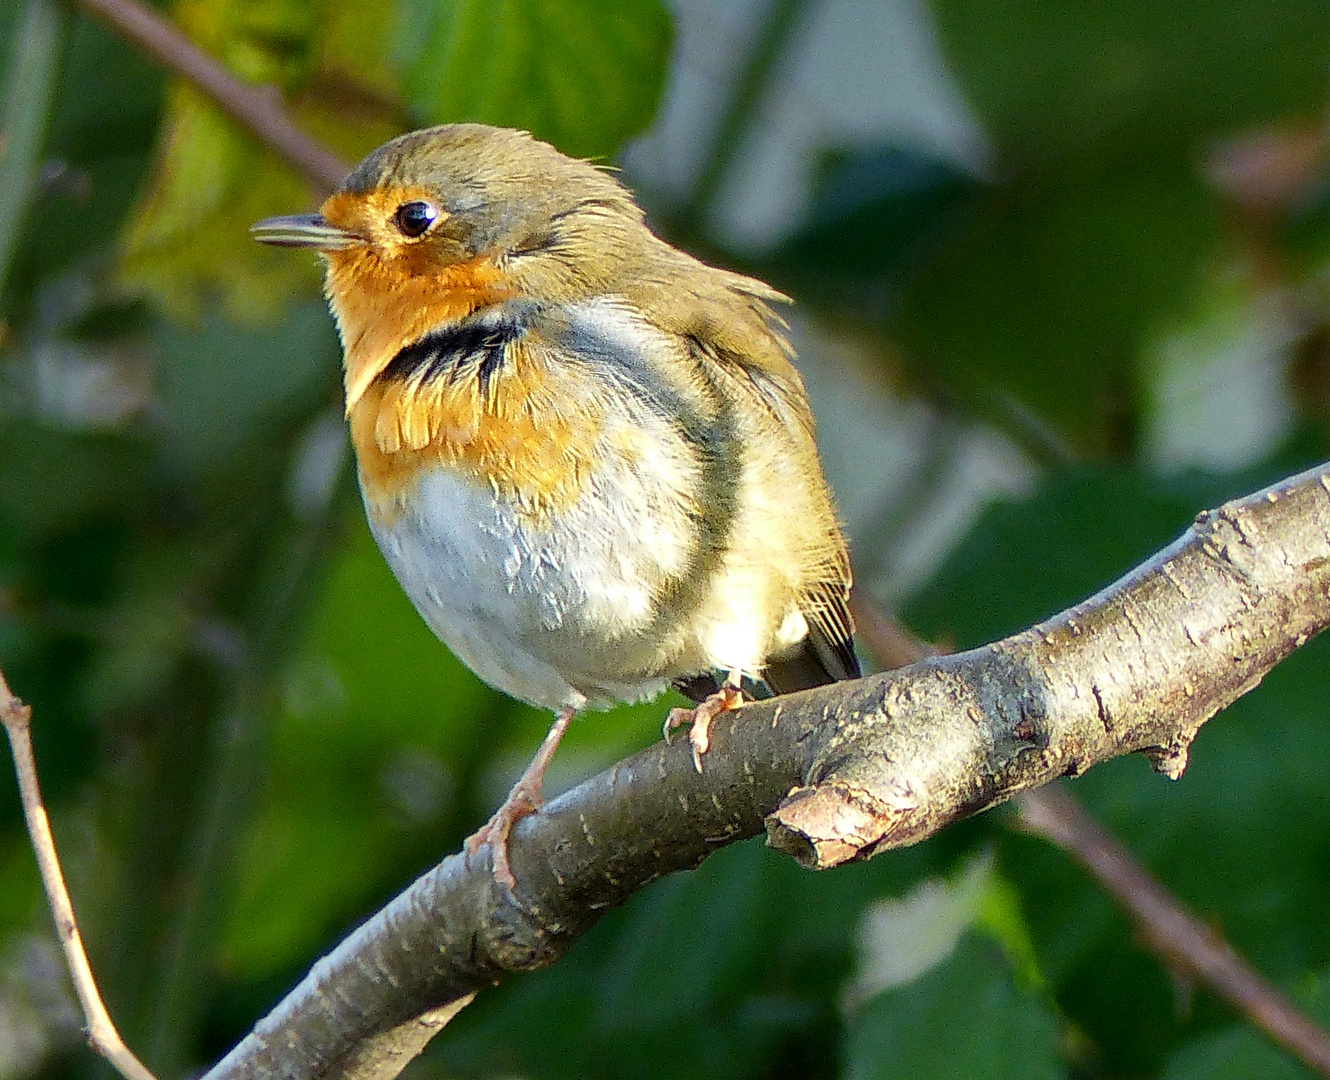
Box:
251 124 859 889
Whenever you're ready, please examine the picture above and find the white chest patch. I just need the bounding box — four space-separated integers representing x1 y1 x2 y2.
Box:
367 402 701 711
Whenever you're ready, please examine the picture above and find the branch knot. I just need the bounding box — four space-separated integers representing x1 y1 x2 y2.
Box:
764 780 904 869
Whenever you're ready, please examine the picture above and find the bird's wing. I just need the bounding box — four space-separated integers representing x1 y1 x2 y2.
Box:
685 298 860 690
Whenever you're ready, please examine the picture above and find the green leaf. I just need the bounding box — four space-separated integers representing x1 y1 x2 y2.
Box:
893 159 1219 453
932 0 1330 160
117 0 405 319
118 87 326 321
845 934 1062 1080
395 0 671 160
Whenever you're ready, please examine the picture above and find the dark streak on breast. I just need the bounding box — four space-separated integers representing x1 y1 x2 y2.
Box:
377 306 534 396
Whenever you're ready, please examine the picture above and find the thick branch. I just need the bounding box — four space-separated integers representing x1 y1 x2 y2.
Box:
767 461 1330 861
202 462 1330 1080
849 596 1330 1077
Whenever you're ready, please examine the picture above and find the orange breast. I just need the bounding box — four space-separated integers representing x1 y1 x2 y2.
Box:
349 338 601 523
318 189 601 523
324 247 512 415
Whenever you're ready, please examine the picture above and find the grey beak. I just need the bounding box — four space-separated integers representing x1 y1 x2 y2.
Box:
250 213 360 250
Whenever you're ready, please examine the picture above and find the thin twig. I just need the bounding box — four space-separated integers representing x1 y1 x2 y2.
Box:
1019 784 1330 1078
72 0 348 192
0 669 159 1080
848 588 1330 1077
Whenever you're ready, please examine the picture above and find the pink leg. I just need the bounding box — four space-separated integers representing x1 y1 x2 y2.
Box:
465 706 574 890
664 673 745 773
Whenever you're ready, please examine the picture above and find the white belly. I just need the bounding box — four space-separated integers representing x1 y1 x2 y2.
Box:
367 427 703 711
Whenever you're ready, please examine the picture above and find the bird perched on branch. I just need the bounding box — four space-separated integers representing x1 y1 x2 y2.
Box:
252 124 858 888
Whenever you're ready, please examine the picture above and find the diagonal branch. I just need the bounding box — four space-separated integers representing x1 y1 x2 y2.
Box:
194 461 1330 1080
72 0 348 191
1018 785 1330 1076
850 590 1330 1078
0 674 158 1080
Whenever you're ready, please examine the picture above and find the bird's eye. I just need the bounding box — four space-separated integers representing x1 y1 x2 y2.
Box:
393 200 438 238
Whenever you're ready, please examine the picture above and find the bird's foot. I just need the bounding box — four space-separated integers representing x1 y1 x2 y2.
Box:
465 707 573 891
465 786 539 892
664 684 744 773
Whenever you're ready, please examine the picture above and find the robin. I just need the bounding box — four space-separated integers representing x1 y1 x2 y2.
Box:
252 124 859 888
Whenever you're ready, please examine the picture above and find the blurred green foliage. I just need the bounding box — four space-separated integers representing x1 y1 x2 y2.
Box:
2 0 1330 1079
395 0 671 161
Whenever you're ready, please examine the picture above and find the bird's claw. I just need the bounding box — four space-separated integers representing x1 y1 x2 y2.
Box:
464 783 541 891
464 707 573 891
664 685 744 773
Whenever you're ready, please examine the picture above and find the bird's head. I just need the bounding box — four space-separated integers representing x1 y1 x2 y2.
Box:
251 124 646 410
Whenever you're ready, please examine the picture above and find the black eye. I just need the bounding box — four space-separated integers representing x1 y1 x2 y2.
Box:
394 200 438 238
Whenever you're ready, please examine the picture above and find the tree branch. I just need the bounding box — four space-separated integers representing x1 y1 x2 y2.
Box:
194 461 1330 1080
0 673 158 1080
71 0 348 192
1018 785 1330 1076
852 558 1330 1077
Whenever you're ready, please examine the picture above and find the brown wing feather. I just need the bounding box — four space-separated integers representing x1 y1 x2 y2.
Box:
730 355 858 691
795 580 860 682
676 276 859 695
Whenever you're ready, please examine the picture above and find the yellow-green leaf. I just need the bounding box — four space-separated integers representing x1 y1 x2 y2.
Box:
396 0 671 160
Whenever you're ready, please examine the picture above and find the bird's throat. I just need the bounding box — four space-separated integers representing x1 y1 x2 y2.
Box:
324 247 511 415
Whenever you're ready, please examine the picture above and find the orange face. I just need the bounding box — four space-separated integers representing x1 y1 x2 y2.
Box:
316 184 602 522
318 185 513 415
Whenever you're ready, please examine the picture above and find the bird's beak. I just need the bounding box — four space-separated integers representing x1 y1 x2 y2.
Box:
250 213 360 250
